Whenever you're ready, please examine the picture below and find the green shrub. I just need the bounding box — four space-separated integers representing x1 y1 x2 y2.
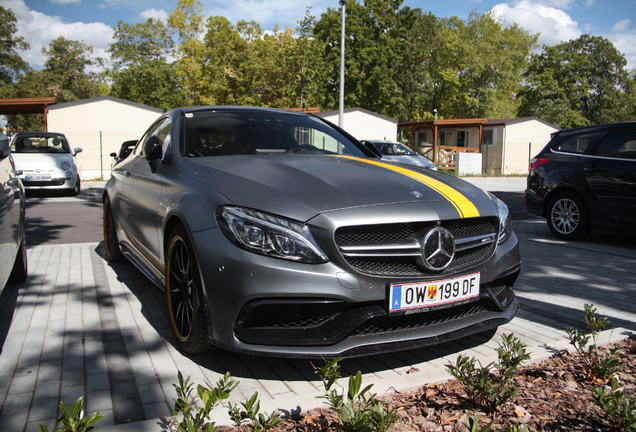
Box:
228 391 281 432
314 357 397 432
593 377 636 431
446 333 530 413
39 397 103 432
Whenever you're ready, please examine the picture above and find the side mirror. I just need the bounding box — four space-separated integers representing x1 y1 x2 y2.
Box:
0 134 9 158
110 152 117 160
363 141 383 158
144 136 162 162
73 147 83 156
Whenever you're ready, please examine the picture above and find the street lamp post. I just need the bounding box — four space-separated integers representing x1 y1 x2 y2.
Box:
339 0 346 128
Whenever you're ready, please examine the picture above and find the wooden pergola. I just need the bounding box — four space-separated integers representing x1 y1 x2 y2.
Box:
398 118 488 165
0 97 57 131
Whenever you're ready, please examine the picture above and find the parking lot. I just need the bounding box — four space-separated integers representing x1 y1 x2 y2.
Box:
1 179 635 432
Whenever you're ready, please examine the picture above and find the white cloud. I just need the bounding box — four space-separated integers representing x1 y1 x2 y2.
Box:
138 8 169 23
520 0 576 10
491 0 582 47
0 0 114 69
612 19 631 33
51 0 81 4
606 32 636 68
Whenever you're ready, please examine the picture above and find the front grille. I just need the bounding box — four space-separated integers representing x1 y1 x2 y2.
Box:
335 217 498 278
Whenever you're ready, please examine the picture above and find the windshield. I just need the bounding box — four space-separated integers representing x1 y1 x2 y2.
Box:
376 142 418 156
12 135 70 154
183 109 366 157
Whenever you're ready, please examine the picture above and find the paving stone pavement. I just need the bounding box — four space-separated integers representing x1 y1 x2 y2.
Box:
1 191 635 431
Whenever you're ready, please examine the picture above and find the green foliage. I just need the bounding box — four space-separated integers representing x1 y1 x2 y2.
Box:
39 397 104 432
446 333 530 413
518 34 635 128
164 371 238 432
566 303 621 380
228 392 281 432
465 413 492 431
0 6 30 87
593 377 636 431
315 357 398 432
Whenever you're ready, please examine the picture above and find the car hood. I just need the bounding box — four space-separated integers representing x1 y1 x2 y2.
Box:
12 153 72 169
179 155 495 222
382 155 435 168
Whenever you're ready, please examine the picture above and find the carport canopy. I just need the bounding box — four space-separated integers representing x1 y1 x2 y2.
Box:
0 97 57 131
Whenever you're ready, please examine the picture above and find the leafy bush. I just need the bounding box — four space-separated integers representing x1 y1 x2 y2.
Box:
39 397 103 432
228 391 281 432
593 377 636 431
566 303 621 380
446 333 530 413
314 357 397 432
164 371 237 432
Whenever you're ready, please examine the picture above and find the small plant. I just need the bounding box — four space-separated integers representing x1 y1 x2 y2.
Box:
314 357 398 432
446 333 530 413
164 371 238 432
465 413 492 431
39 396 104 432
593 377 636 431
566 303 621 380
228 392 281 432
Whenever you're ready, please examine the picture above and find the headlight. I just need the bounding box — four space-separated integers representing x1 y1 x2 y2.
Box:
496 198 512 244
217 207 329 263
60 161 71 170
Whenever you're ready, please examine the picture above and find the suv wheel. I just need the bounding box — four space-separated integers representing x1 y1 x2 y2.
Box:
547 192 590 240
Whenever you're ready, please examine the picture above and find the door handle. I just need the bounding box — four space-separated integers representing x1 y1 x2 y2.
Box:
124 170 131 178
584 165 598 174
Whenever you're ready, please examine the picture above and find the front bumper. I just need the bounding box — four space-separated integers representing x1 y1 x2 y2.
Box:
192 223 521 358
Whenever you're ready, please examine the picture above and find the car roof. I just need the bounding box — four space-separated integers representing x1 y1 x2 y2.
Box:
552 121 636 139
175 106 308 117
12 132 66 138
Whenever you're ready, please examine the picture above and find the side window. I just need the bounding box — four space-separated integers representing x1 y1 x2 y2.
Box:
594 129 636 160
137 118 171 157
553 132 602 154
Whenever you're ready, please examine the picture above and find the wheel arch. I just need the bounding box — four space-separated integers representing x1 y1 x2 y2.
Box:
543 186 589 218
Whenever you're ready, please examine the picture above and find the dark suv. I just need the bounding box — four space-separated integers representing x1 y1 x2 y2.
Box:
525 122 636 240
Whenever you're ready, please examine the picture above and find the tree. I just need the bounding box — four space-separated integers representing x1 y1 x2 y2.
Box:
108 19 178 110
0 6 30 87
517 34 635 128
168 0 205 106
41 36 104 103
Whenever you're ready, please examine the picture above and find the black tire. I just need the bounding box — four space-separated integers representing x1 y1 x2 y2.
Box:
103 198 125 262
9 238 28 284
68 176 81 196
547 192 590 240
165 225 211 353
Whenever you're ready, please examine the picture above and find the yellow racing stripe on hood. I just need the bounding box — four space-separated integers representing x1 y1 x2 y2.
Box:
335 155 480 218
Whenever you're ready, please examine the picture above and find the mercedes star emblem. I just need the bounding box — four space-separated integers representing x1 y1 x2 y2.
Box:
421 226 455 271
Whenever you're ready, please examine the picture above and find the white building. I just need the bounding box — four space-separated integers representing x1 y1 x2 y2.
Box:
47 96 163 179
316 107 398 141
482 117 560 175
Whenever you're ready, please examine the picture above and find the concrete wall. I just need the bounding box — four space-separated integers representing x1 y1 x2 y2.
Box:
47 98 162 179
320 110 397 141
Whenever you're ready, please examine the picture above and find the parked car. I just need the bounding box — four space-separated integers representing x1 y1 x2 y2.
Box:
365 140 437 170
10 132 82 196
110 140 137 166
0 133 28 289
525 122 636 240
104 106 521 358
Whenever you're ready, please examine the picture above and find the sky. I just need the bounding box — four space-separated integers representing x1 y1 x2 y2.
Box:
1 0 635 71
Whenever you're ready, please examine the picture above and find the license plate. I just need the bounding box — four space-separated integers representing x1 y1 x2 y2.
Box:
25 175 51 181
389 272 480 313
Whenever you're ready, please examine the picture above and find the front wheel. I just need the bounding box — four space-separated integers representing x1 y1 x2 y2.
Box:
547 192 590 240
68 176 81 196
103 198 124 262
165 225 211 353
9 238 28 284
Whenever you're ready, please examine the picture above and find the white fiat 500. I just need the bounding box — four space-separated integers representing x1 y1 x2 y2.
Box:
11 132 82 196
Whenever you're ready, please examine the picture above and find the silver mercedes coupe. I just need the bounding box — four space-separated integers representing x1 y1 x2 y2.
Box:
103 106 521 358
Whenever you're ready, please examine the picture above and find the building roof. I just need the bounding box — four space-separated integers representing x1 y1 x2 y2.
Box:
486 116 560 129
316 107 398 124
47 96 163 113
0 97 57 115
